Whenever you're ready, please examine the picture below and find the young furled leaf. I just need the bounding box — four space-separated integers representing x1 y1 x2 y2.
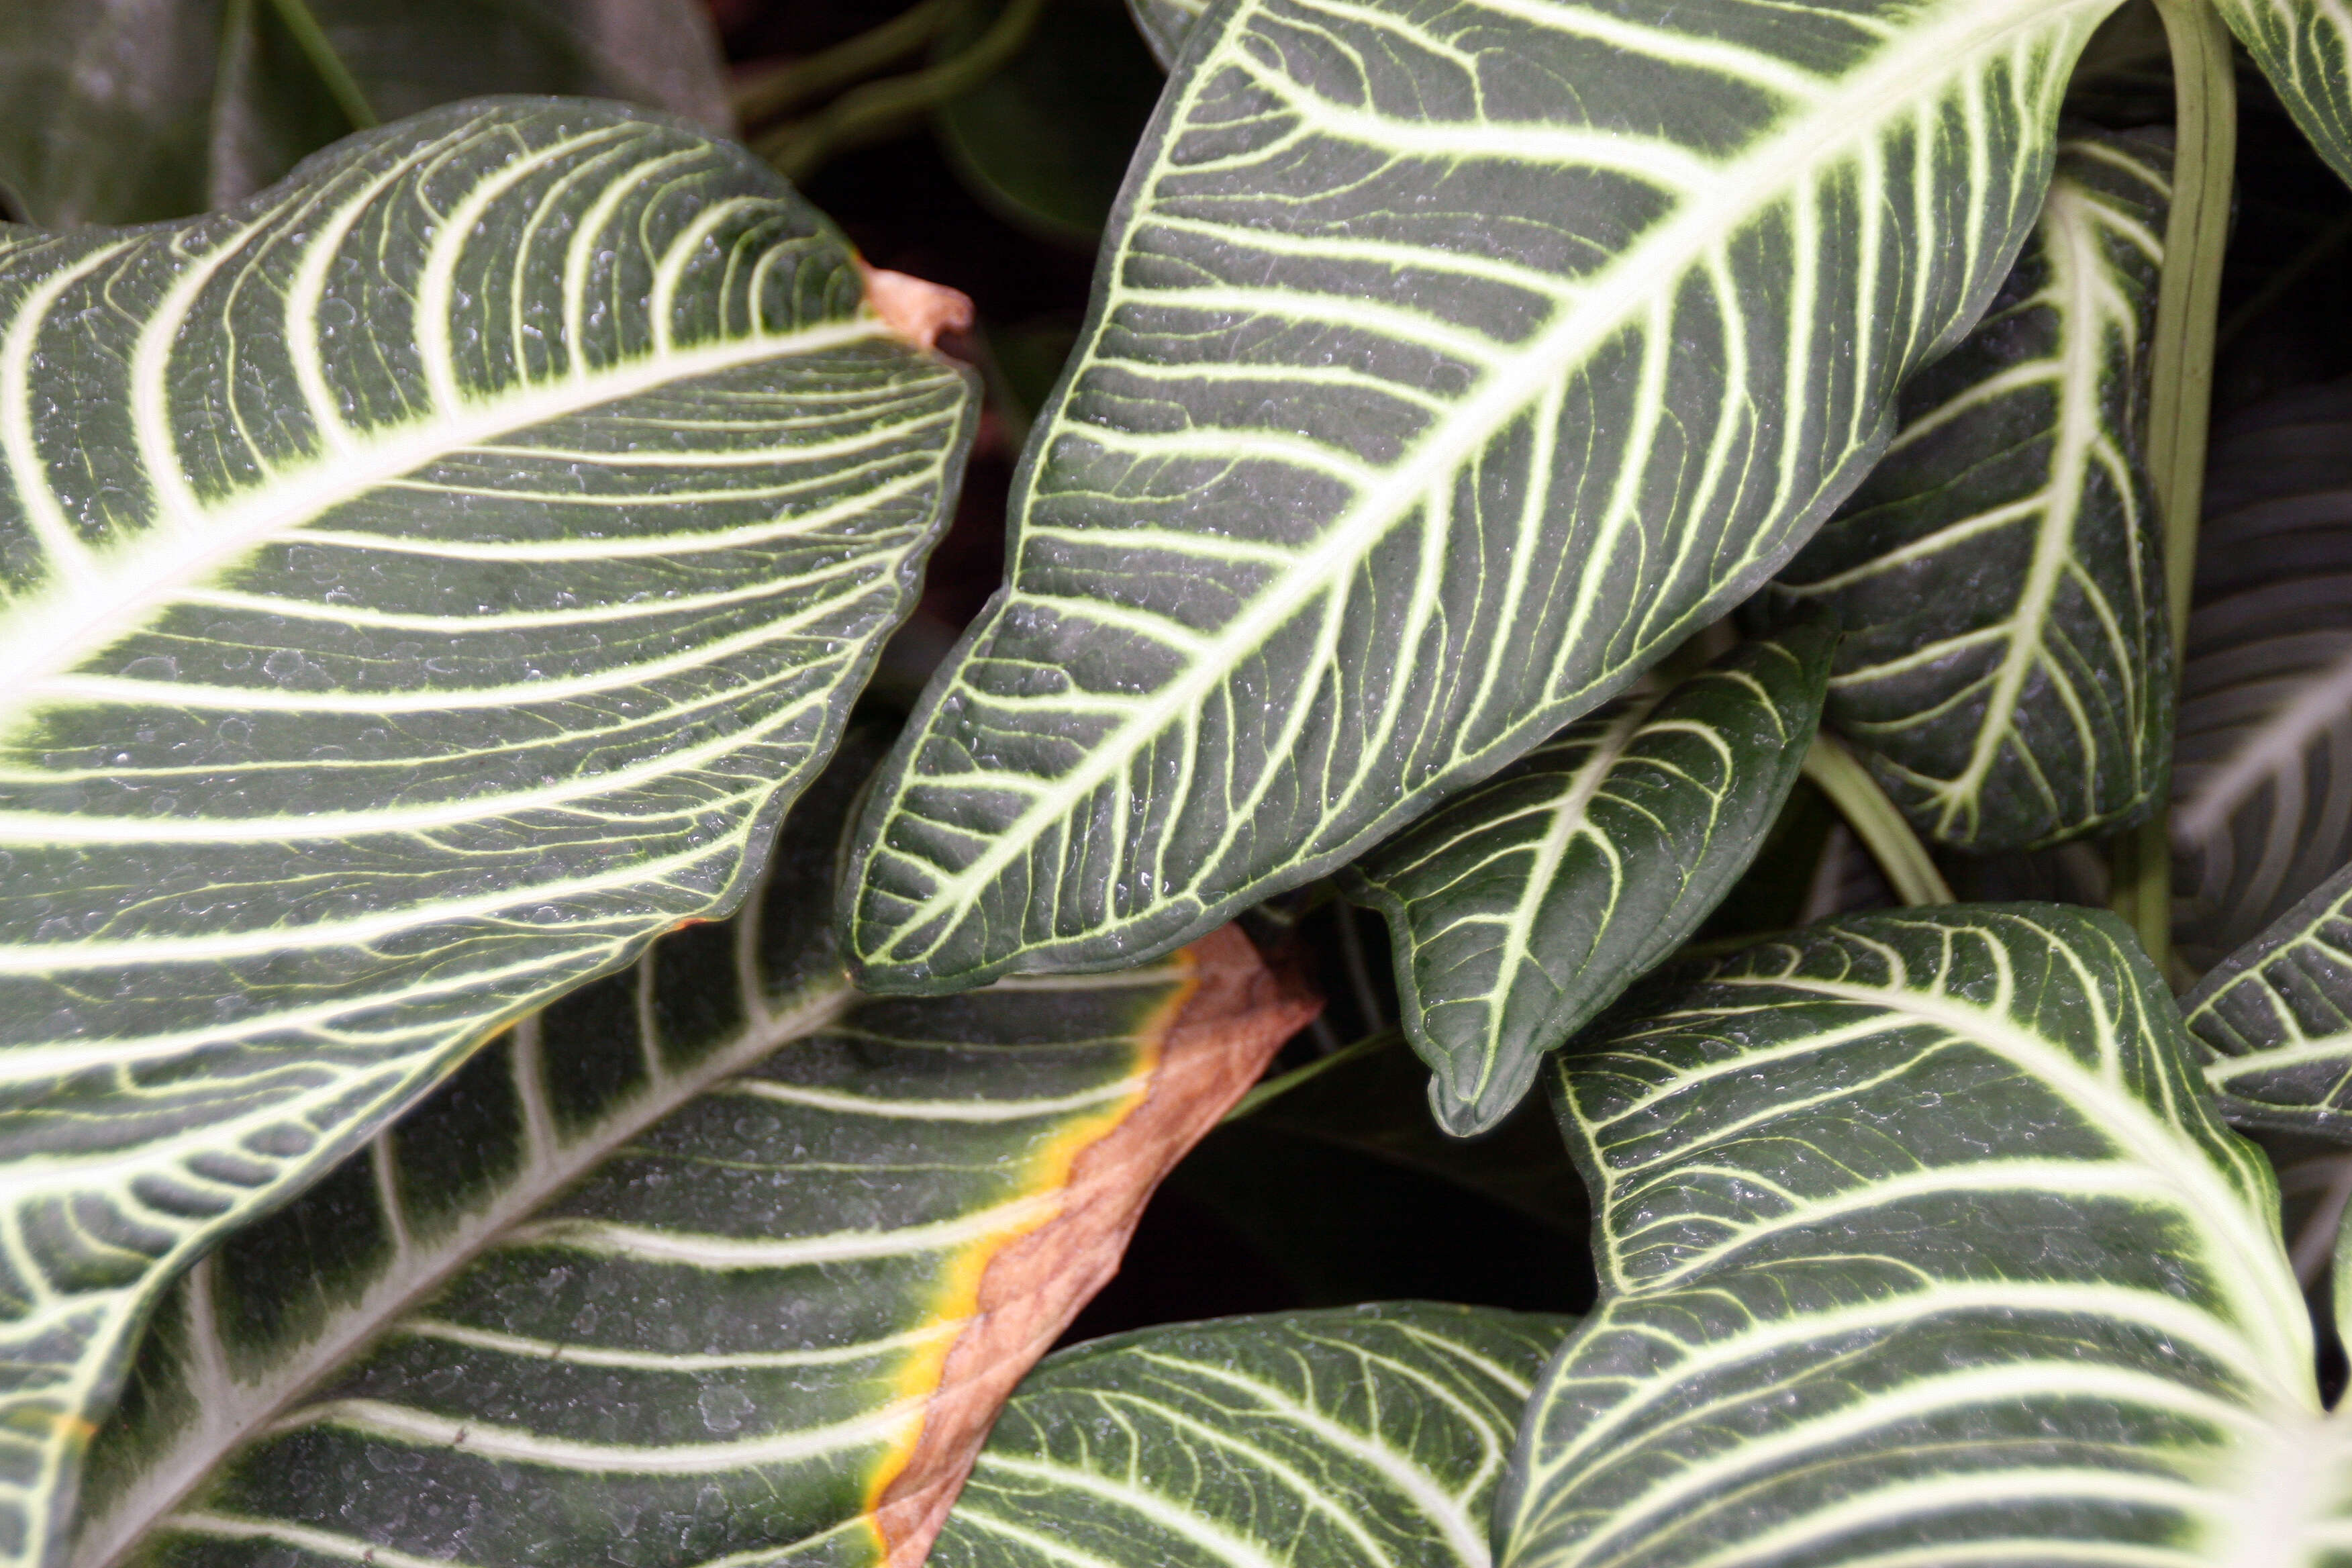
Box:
2219 0 2352 189
1344 623 1833 1137
0 99 975 1567
844 0 2126 994
0 0 732 227
1498 906 2322 1568
2186 857 2352 1138
77 747 1316 1568
931 1304 1573 1568
2171 379 2352 968
1767 133 2173 851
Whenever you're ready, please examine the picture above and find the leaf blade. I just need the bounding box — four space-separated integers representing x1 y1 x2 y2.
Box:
845 0 2122 992
2219 0 2352 191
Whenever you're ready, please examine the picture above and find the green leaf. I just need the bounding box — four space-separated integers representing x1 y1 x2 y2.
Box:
2219 0 2352 191
1768 132 2173 852
78 743 1316 1568
931 1303 1575 1568
2186 856 2352 1137
842 0 2126 994
1497 905 2322 1568
0 98 975 1567
2172 380 2352 970
0 0 730 227
1120 0 1207 70
1342 624 1833 1137
934 0 1165 246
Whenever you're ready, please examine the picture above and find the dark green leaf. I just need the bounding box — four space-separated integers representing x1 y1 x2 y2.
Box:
1769 132 2174 851
1344 624 1833 1136
2220 0 2352 191
2187 856 2352 1137
843 0 2126 993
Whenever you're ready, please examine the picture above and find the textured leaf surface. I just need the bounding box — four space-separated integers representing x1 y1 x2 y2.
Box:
1344 624 1831 1136
2220 0 2352 190
932 1303 1573 1568
1498 905 2327 1568
1121 0 1208 70
1769 133 2173 851
2171 379 2352 969
0 0 730 227
81 752 1316 1568
844 0 2120 992
0 99 974 1566
2188 858 2352 1138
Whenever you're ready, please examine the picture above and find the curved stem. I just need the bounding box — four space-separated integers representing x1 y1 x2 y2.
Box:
758 0 1050 183
2112 0 2237 974
733 0 966 130
1222 1028 1401 1123
1800 736 1953 907
263 0 375 129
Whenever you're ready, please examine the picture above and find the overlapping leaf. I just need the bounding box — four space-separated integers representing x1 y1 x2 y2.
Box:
0 0 731 227
932 1303 1572 1568
1344 624 1831 1137
1121 0 1206 70
2220 0 2352 189
844 0 2125 993
0 99 975 1567
2187 857 2352 1137
74 744 1316 1568
1498 905 2336 1568
2171 378 2352 968
1769 133 2173 851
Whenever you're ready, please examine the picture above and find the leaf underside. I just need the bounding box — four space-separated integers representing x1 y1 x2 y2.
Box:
2171 379 2352 969
0 98 974 1567
1770 132 2174 852
843 0 2119 993
1344 622 1832 1136
2219 0 2352 192
1498 906 2329 1568
933 1304 1573 1568
83 744 1316 1568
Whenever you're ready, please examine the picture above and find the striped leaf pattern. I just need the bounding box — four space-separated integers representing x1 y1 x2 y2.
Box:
0 99 974 1567
78 746 1316 1568
1768 133 2173 852
1343 623 1832 1137
2187 858 2352 1137
1498 906 2331 1568
843 0 2123 993
2171 380 2352 969
2219 0 2352 190
932 1304 1573 1568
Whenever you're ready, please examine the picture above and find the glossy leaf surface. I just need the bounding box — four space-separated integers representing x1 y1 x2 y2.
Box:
0 99 975 1565
933 1304 1573 1568
1345 624 1832 1136
845 0 2121 993
2172 379 2352 969
1770 133 2173 851
2220 0 2352 190
0 0 730 227
2188 858 2352 1138
1499 906 2327 1568
81 749 1316 1568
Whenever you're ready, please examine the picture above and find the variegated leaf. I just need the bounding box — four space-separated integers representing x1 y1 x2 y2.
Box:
2172 379 2352 970
1768 132 2173 851
1498 906 2329 1568
2187 856 2352 1138
844 0 2124 993
0 99 975 1567
932 1304 1573 1568
77 744 1316 1568
2219 0 2352 191
1343 623 1832 1137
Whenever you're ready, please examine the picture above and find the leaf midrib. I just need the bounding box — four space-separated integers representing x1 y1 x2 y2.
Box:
892 0 2104 954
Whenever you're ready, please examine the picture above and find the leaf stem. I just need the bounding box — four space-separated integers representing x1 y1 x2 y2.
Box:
2112 0 2237 972
262 0 376 130
1800 736 1953 907
1222 1028 1401 1123
757 0 1050 183
733 0 967 130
